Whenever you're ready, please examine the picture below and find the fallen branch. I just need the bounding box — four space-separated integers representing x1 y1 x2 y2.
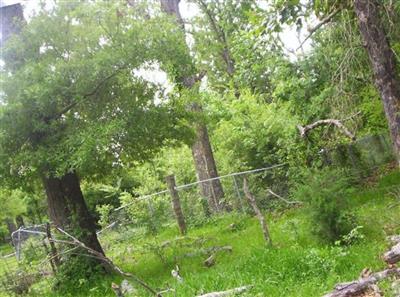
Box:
196 285 252 297
111 282 124 297
52 227 161 296
177 245 232 259
243 177 272 245
266 189 302 205
388 235 400 245
383 241 400 265
157 236 209 250
297 119 356 140
204 254 216 267
322 268 400 297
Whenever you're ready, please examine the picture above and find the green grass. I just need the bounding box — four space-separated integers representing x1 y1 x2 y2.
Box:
2 169 400 297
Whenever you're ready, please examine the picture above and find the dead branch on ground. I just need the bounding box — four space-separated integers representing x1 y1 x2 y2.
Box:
322 268 400 297
177 245 232 259
51 227 161 296
323 235 400 296
383 241 400 265
196 285 252 297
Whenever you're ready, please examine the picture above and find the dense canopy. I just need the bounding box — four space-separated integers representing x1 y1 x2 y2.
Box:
0 1 399 296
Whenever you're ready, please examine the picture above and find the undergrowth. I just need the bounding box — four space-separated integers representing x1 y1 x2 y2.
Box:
1 169 400 297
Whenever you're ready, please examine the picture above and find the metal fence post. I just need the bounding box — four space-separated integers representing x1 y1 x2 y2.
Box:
233 175 245 213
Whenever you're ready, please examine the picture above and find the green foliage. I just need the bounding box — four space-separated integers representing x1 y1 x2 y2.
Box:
0 1 192 184
293 168 357 243
0 0 399 296
358 86 387 134
0 188 27 222
120 192 169 235
96 204 114 229
1 168 400 297
200 91 295 173
54 256 107 294
191 0 260 90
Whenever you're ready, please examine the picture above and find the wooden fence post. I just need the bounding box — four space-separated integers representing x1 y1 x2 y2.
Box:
46 223 60 271
166 175 187 235
243 177 272 246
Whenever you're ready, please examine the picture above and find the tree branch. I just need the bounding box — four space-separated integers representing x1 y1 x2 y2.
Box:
297 7 342 51
383 240 400 264
323 235 400 296
297 118 356 140
52 227 161 296
196 285 252 297
47 68 124 122
266 189 302 205
322 268 400 297
196 0 235 75
183 70 206 88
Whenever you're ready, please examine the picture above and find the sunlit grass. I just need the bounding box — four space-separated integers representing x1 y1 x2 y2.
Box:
1 169 400 297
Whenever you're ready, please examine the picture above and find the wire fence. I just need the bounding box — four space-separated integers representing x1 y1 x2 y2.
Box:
1 161 398 295
0 164 292 295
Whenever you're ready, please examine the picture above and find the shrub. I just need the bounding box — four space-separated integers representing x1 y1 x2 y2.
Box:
293 168 357 243
54 255 106 294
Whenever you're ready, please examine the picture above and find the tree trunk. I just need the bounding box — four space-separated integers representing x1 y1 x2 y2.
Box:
5 218 16 240
42 171 104 256
160 0 226 213
196 0 235 77
1 2 104 259
1 3 24 245
0 3 25 47
354 0 400 165
191 121 225 213
15 215 25 229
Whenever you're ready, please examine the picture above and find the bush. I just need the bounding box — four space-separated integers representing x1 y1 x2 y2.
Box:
54 255 106 294
293 168 357 243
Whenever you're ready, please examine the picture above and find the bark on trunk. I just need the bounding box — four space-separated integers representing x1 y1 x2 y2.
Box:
15 215 25 229
2 1 104 260
160 0 226 213
191 119 226 213
0 3 25 47
42 171 104 256
354 0 400 165
5 218 16 240
159 0 184 29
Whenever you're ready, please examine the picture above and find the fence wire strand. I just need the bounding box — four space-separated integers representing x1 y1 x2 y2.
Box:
1 162 399 295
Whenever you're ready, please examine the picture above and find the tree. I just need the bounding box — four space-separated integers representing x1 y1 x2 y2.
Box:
159 0 227 213
191 0 259 93
0 189 27 238
354 0 400 165
0 1 190 258
261 0 399 159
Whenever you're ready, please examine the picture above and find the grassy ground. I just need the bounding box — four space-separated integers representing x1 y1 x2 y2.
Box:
1 168 400 297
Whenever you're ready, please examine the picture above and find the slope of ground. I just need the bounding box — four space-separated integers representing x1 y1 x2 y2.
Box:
2 169 400 297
